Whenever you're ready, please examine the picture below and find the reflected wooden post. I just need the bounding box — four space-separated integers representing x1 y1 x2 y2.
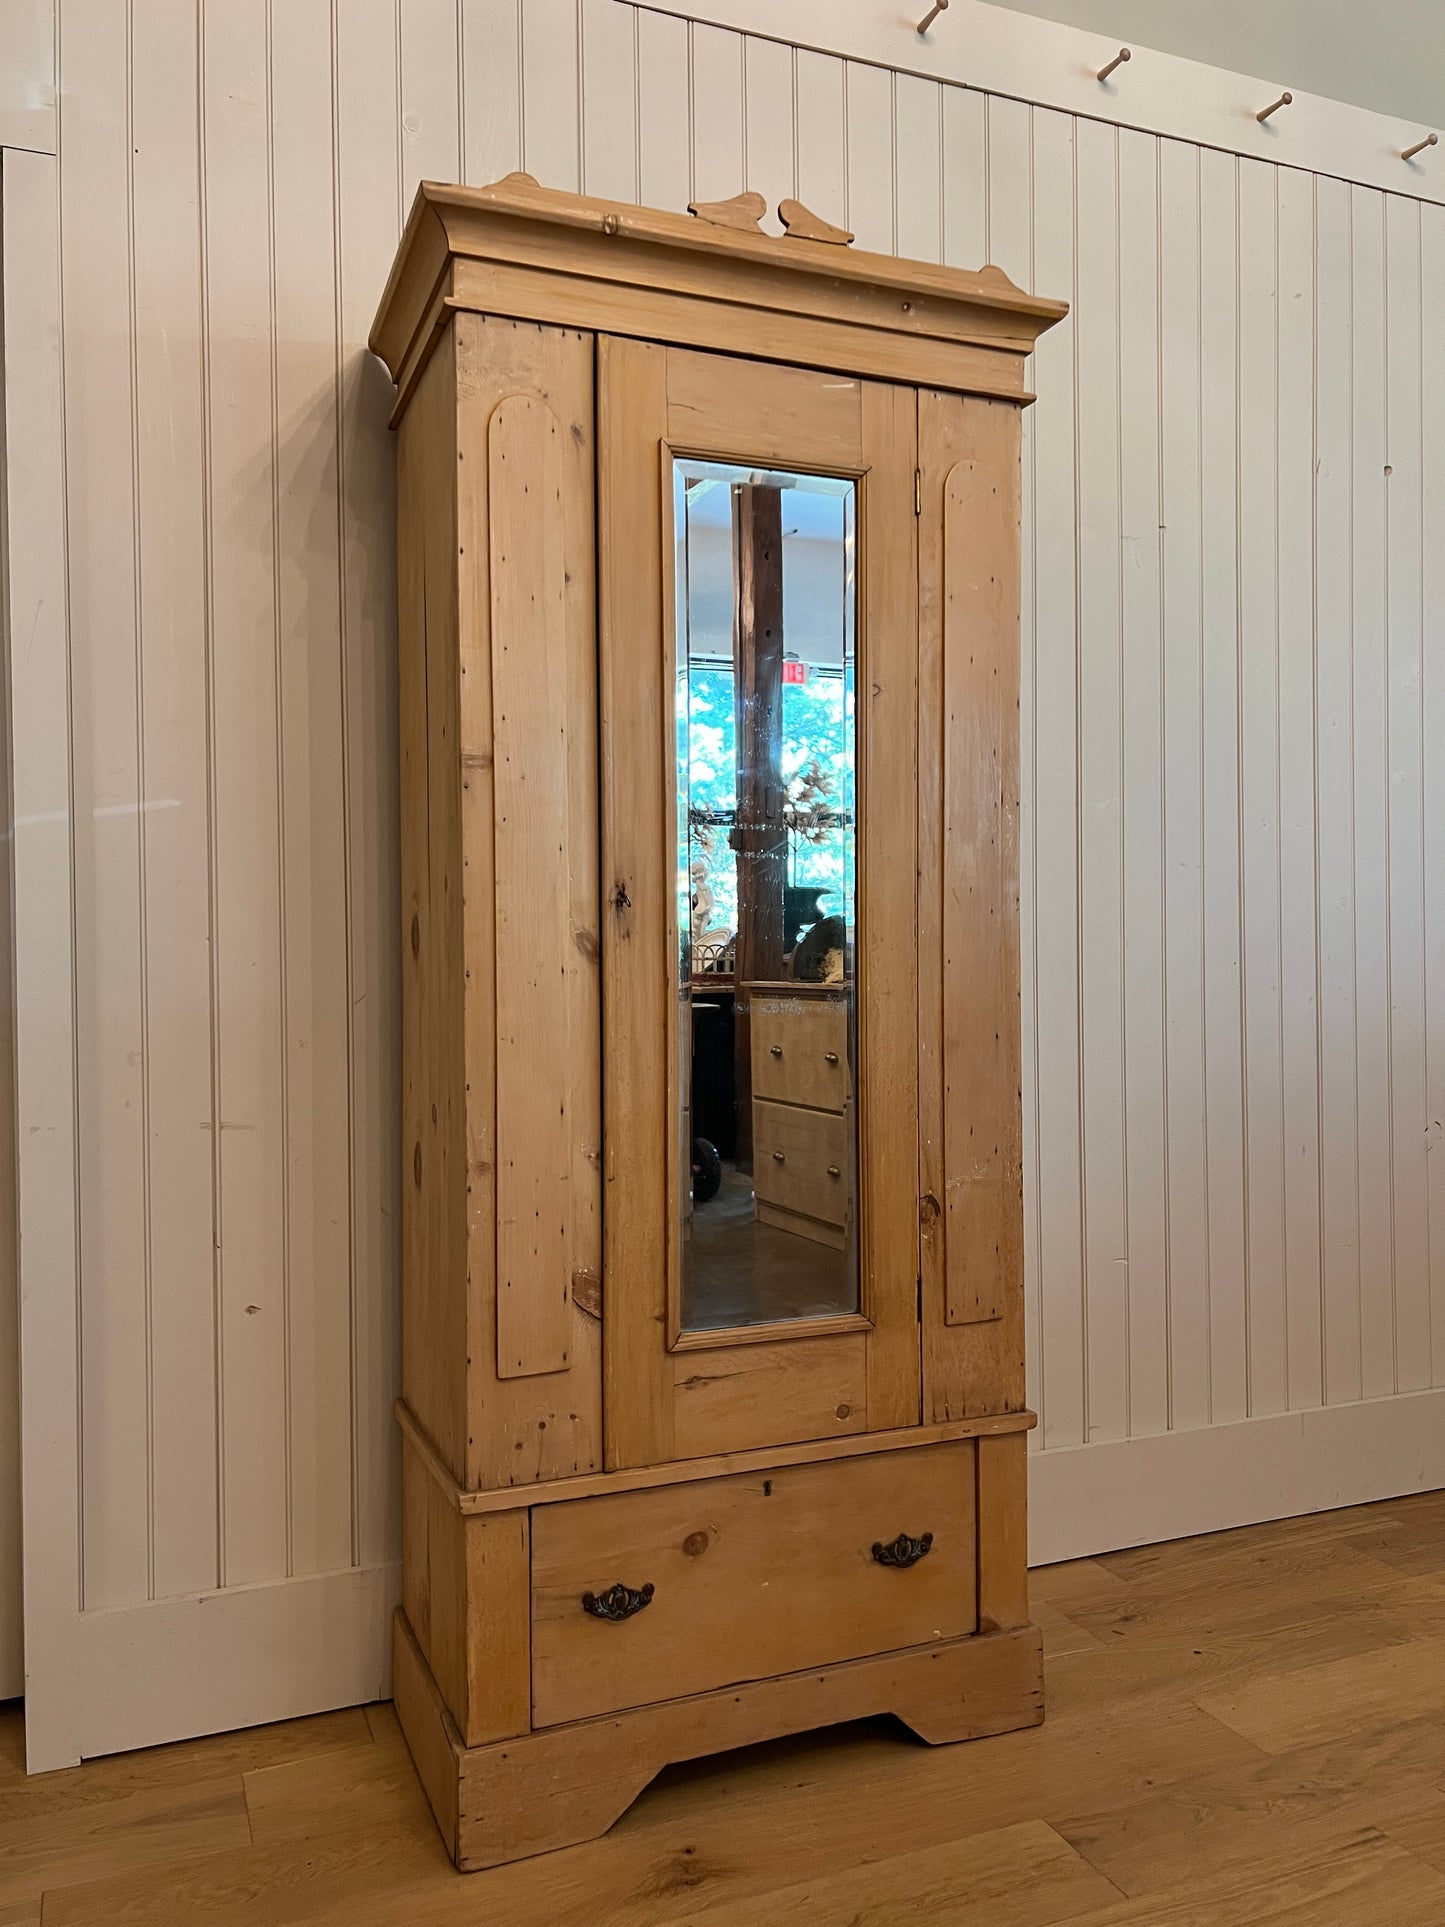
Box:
731 483 787 1167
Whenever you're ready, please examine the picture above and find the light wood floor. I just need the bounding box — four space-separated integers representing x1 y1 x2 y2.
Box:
6 1490 1445 1923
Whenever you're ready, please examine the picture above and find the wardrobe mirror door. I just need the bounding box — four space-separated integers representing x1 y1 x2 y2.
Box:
673 459 860 1334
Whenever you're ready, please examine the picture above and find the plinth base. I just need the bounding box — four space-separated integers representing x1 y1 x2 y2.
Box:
391 1607 1045 1871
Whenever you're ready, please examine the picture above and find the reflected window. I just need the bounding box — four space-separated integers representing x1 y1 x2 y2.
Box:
674 460 859 1333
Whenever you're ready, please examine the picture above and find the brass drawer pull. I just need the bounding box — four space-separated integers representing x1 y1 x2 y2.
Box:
824 1050 839 1064
872 1532 934 1569
581 1581 655 1621
827 1164 841 1178
772 1150 786 1163
770 1044 783 1056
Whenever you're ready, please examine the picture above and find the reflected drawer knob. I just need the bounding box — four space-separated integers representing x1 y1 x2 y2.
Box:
825 1050 839 1064
770 1044 783 1057
827 1165 841 1179
772 1150 786 1163
872 1532 934 1569
581 1581 655 1621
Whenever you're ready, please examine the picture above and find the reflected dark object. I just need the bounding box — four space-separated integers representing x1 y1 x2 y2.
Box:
691 1137 722 1204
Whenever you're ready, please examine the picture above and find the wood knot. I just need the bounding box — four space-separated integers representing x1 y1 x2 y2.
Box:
682 1530 709 1557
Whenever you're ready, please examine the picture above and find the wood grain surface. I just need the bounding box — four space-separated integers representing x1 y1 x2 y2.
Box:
15 1491 1445 1921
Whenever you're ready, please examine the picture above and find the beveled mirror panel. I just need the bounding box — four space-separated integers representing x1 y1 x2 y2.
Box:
673 458 859 1334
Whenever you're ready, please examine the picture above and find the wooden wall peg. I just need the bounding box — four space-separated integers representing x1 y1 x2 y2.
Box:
1256 91 1293 123
778 199 854 246
688 191 766 232
1096 47 1130 82
1403 132 1439 161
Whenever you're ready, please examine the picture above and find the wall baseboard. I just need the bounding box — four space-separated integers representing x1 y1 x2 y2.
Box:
1029 1388 1445 1568
25 1562 401 1772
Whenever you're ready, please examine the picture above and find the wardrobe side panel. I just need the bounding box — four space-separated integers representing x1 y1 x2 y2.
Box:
398 330 469 1480
453 312 603 1491
917 390 1027 1421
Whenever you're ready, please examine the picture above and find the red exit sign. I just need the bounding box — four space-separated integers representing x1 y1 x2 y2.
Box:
782 660 808 685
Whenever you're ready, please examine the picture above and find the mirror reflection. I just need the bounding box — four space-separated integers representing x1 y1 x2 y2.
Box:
675 460 859 1333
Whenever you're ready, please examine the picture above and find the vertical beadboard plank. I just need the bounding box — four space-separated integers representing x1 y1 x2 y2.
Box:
742 33 794 228
1029 106 1085 1449
893 74 941 264
271 0 356 1576
1385 193 1430 1395
1074 116 1127 1442
63 0 150 1610
844 60 894 254
1315 174 1363 1406
1118 127 1168 1439
637 5 689 209
522 0 581 191
689 22 743 205
984 95 1041 1434
335 0 403 1568
794 49 846 234
1198 146 1247 1424
0 545 14 1685
1276 165 1324 1411
1424 201 1445 1389
1158 137 1209 1435
6 146 81 1753
1351 185 1394 1400
461 0 522 186
581 0 638 202
940 85 986 270
130 0 221 1597
400 0 461 196
1237 156 1286 1418
202 0 289 1585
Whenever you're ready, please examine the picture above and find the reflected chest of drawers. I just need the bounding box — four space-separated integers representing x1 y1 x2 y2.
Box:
749 982 851 1249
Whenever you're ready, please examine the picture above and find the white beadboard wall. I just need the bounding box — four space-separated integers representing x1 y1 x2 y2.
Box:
10 0 1445 1746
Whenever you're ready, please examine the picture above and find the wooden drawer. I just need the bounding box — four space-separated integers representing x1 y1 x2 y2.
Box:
751 994 850 1111
530 1442 976 1726
752 1096 849 1227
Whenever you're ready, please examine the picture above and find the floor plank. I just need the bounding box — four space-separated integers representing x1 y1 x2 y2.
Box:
1049 1829 1445 1925
1054 1714 1445 1895
659 1819 1123 1925
1194 1637 1445 1754
0 1773 249 1915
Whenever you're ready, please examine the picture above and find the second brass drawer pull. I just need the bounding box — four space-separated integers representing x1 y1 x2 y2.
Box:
773 1150 786 1163
581 1581 655 1621
770 1044 783 1056
825 1050 839 1064
827 1164 841 1178
872 1531 934 1569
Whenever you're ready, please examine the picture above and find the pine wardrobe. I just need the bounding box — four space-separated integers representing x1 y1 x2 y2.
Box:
370 173 1066 1872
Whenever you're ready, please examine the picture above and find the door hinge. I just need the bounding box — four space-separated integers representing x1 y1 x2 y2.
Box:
914 468 922 516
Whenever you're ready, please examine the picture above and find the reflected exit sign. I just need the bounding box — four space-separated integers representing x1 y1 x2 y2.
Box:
782 661 808 685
